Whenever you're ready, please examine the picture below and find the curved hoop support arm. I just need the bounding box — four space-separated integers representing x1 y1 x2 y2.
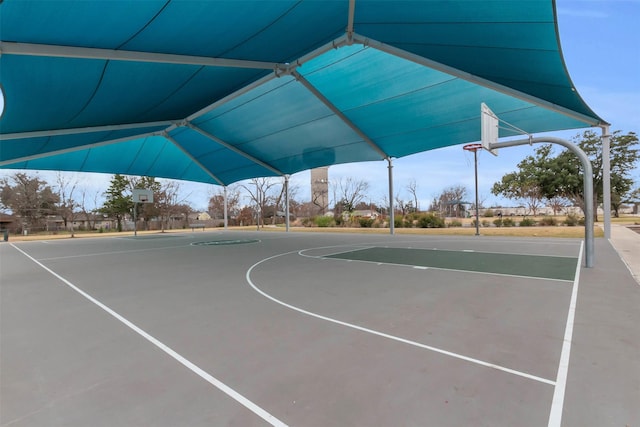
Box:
487 137 595 268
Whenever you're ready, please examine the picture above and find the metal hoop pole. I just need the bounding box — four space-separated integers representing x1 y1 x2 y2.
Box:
474 149 480 236
488 137 594 267
463 144 482 236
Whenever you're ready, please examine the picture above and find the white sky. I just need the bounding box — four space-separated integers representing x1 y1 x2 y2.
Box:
1 0 639 212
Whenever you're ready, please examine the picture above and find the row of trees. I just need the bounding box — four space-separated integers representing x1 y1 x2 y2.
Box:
99 175 192 232
206 176 376 227
2 131 637 232
0 173 192 234
491 130 639 219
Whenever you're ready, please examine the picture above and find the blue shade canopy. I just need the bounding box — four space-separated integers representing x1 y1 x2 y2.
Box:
0 0 605 185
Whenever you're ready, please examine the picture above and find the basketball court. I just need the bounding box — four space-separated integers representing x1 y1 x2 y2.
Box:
1 230 638 426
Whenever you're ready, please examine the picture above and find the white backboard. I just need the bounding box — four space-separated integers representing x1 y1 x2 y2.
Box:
481 103 499 156
132 188 153 203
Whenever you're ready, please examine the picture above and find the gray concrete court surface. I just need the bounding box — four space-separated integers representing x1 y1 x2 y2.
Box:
1 231 638 426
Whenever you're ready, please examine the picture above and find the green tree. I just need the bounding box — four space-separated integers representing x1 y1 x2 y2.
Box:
491 145 556 216
100 174 132 232
492 130 639 219
130 176 161 230
553 130 639 218
0 173 59 231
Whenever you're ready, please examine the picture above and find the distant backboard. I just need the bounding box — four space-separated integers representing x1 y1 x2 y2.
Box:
481 103 499 156
132 188 153 203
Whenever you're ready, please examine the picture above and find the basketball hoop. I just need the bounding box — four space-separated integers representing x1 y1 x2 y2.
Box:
463 143 483 152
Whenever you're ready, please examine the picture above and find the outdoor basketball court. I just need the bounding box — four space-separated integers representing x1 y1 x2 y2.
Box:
1 231 638 426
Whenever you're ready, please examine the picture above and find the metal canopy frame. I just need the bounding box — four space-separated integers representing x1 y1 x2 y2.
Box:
0 0 610 240
1 29 604 175
185 123 284 178
0 41 282 70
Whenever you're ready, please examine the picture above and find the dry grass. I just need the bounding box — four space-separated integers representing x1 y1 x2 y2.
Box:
249 225 603 238
8 214 630 242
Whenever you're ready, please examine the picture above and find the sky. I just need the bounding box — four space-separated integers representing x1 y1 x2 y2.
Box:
1 0 639 212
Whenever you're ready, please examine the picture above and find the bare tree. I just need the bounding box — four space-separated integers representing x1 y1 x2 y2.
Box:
311 188 329 215
406 179 419 212
55 172 79 236
548 195 569 216
79 187 100 230
156 180 190 231
378 193 390 216
241 178 279 228
436 185 468 218
209 185 241 222
520 184 544 217
270 178 299 224
334 177 369 213
394 194 407 216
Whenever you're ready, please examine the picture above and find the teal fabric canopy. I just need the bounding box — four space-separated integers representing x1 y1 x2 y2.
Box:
0 0 605 185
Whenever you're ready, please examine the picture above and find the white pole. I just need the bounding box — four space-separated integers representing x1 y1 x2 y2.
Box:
387 158 395 235
284 176 290 232
474 149 480 236
223 186 228 229
133 202 138 237
601 125 611 239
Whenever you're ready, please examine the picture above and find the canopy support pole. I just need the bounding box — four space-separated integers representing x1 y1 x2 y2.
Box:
488 137 594 267
601 125 612 239
223 186 228 230
387 158 395 235
284 175 290 232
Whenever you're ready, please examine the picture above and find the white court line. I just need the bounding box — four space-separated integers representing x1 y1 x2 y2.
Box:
309 246 374 258
547 240 584 427
247 250 555 386
300 244 579 261
10 244 287 427
300 250 574 284
37 243 193 261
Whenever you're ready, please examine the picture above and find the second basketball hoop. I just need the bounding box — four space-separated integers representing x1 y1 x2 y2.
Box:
463 144 482 236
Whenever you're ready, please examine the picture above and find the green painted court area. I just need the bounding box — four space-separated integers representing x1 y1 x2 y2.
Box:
327 247 578 281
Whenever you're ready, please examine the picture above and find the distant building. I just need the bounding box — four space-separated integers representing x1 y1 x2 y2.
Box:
310 167 329 214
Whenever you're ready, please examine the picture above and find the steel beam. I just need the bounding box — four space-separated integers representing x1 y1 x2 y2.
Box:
0 131 160 166
186 123 283 177
0 41 279 70
291 70 389 160
352 34 604 128
0 121 172 140
163 133 225 185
